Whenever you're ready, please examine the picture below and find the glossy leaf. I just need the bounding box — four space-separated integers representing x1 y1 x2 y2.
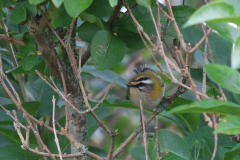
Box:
22 55 37 71
22 101 41 115
232 37 240 69
63 0 93 18
27 5 37 17
0 0 13 7
0 128 21 143
29 0 45 5
48 3 72 27
78 22 102 42
129 146 145 160
156 129 192 159
136 0 151 9
85 0 114 18
226 0 240 15
108 0 117 7
166 99 240 116
205 64 240 94
82 65 127 88
0 144 42 159
91 30 126 70
0 110 26 126
52 0 63 8
192 140 200 160
80 12 96 23
184 2 240 28
23 32 36 52
214 116 240 134
11 2 27 24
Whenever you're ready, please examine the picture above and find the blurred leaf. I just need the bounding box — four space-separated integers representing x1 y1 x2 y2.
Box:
87 107 109 128
52 0 63 8
162 152 186 160
11 2 27 24
192 140 200 160
88 146 108 157
205 64 240 94
117 30 145 50
166 97 198 133
172 5 196 24
82 65 127 88
6 65 37 74
0 128 20 143
91 30 126 70
0 0 13 7
166 99 240 117
29 0 45 5
129 146 145 160
148 139 158 160
78 22 101 42
214 116 240 134
226 0 240 15
80 12 96 23
0 97 14 105
108 0 117 7
0 110 26 126
183 2 240 28
25 78 59 118
136 0 151 9
48 3 72 27
85 0 114 18
63 0 93 18
232 37 240 69
22 101 41 115
223 143 240 160
156 129 192 159
23 32 36 52
0 144 42 159
22 55 37 71
27 5 37 17
207 22 240 43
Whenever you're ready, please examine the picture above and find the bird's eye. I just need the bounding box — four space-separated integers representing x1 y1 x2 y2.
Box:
139 82 144 86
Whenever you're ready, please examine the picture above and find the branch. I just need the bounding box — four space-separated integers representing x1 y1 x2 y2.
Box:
108 0 124 31
155 116 161 159
0 34 25 46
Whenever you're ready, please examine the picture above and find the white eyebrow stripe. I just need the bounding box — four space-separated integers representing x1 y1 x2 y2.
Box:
138 79 152 84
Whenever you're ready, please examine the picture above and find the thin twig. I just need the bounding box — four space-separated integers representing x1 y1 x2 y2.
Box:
0 34 25 46
190 29 212 53
107 130 118 160
140 100 149 160
155 116 161 159
57 59 69 131
211 114 218 160
52 96 63 160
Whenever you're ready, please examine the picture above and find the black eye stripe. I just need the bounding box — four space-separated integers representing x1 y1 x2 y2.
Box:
133 77 150 82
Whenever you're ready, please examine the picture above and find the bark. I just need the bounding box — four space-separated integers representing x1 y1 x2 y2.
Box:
29 15 88 160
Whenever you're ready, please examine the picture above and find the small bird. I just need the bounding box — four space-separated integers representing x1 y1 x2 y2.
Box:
126 64 165 110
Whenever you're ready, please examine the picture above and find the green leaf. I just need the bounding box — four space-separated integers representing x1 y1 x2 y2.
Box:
22 55 37 71
85 0 114 18
117 30 145 50
0 110 26 126
80 12 96 23
25 78 59 118
27 5 37 17
162 152 186 160
6 65 37 74
207 22 240 43
226 0 240 15
166 97 198 133
48 3 72 27
0 0 13 8
223 143 240 160
0 144 42 159
0 128 21 143
78 22 102 42
23 32 36 52
91 30 126 70
63 0 93 18
166 99 240 117
183 2 240 28
52 0 63 8
82 65 127 88
214 116 240 134
192 140 200 160
29 0 45 5
11 2 27 24
232 37 240 69
88 146 108 157
108 0 117 7
205 64 240 94
156 129 192 159
129 146 145 160
136 0 151 9
148 139 158 160
22 101 41 115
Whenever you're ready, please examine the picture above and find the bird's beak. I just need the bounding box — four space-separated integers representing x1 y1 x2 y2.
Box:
126 84 133 87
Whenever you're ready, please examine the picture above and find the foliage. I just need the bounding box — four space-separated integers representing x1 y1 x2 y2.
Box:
0 0 240 160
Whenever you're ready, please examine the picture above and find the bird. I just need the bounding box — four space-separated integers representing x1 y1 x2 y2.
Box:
126 64 165 110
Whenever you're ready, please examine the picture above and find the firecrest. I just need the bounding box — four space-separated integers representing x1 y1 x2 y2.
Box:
126 64 165 109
